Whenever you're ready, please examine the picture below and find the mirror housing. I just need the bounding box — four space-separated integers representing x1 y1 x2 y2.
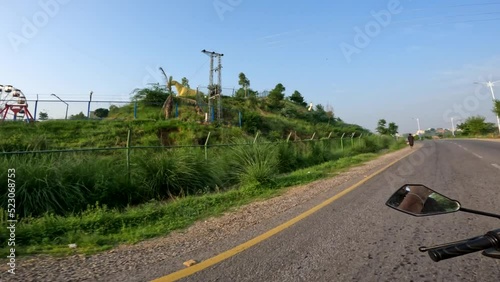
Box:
386 184 461 216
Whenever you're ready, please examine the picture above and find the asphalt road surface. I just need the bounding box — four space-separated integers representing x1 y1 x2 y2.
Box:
158 140 500 282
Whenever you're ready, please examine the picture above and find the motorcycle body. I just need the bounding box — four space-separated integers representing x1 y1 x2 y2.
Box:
385 184 500 261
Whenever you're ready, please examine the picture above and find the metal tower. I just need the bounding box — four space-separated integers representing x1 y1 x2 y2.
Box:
202 49 223 122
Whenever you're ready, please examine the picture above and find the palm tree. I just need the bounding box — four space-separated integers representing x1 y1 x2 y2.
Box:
159 67 174 119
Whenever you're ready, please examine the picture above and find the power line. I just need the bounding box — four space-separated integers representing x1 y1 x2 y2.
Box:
428 16 500 26
405 2 500 13
393 11 500 25
451 2 500 7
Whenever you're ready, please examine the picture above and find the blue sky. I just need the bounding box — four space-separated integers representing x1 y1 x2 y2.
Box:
1 0 500 133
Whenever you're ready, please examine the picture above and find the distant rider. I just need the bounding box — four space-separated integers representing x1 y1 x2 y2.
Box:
407 133 414 148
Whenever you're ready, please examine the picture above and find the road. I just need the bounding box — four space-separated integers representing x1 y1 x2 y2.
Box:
156 140 500 281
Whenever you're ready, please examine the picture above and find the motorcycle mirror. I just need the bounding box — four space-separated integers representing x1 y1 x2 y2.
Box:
385 184 461 216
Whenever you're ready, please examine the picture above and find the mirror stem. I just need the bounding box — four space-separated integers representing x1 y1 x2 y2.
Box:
459 207 500 220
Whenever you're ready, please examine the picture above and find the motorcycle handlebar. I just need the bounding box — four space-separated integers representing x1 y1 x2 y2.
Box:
427 229 500 262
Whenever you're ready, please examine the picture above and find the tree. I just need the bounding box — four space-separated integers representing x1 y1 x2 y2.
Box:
376 119 399 135
457 115 495 136
132 85 169 107
289 90 307 106
38 111 48 120
70 112 86 120
376 119 388 135
181 77 190 88
238 72 250 89
235 87 258 99
311 104 329 123
236 73 252 98
94 108 109 118
493 99 500 117
388 122 399 135
242 111 263 134
325 104 335 124
267 83 286 109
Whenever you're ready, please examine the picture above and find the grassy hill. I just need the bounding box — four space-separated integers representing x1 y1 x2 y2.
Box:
0 91 369 152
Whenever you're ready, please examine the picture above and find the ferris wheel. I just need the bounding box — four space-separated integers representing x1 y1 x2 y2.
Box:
0 84 34 122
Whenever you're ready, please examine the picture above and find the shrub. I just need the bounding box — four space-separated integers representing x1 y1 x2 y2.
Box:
226 141 279 187
0 153 138 218
134 148 222 199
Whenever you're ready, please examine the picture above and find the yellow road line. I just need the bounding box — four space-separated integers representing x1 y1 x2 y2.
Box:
152 148 417 282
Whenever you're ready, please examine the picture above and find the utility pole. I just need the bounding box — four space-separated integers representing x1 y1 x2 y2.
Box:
412 117 421 139
202 49 224 122
451 117 455 137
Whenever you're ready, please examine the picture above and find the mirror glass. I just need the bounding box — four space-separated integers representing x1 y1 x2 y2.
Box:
386 184 460 216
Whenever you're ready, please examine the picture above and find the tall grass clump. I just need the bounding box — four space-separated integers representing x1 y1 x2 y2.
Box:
225 140 279 187
134 148 222 199
351 135 394 154
276 142 300 173
0 153 137 218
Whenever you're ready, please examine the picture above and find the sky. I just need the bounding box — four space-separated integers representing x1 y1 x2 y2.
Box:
1 0 500 133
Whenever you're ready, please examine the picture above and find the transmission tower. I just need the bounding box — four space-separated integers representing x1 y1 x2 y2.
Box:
202 49 223 122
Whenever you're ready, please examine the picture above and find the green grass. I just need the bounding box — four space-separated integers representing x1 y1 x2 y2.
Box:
0 141 405 258
0 132 405 258
0 92 409 259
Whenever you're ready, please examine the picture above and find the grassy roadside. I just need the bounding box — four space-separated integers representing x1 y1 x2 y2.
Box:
0 142 406 259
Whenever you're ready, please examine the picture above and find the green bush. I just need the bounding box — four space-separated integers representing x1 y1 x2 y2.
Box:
134 148 222 199
0 153 138 218
226 141 279 187
242 111 264 134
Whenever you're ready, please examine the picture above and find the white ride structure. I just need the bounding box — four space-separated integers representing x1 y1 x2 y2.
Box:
0 84 34 122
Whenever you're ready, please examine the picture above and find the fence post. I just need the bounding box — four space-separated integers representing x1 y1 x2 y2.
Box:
87 91 93 119
286 132 292 143
239 111 242 127
126 129 131 184
341 133 346 150
310 132 316 140
204 131 211 161
351 133 355 147
134 101 138 119
358 133 363 145
33 94 39 121
253 132 259 144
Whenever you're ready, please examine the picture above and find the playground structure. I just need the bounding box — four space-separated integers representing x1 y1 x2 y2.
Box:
168 80 198 97
0 84 34 122
159 67 198 97
159 67 205 120
158 49 224 123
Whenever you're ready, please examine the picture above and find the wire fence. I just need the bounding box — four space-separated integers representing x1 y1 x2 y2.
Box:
0 130 386 186
1 86 271 124
0 130 373 157
4 98 259 125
